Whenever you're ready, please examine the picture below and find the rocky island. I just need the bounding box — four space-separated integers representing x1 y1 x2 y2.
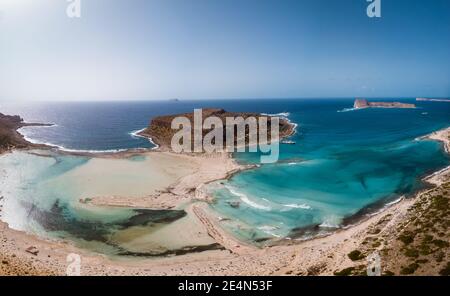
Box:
138 108 296 150
354 99 416 109
0 113 52 153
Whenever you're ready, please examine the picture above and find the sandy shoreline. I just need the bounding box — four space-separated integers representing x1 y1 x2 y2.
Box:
0 127 449 275
427 128 450 153
78 151 244 210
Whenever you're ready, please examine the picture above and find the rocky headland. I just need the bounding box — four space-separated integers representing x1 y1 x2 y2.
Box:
138 108 295 151
0 113 53 153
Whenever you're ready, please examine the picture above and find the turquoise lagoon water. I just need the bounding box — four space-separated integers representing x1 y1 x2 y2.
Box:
208 100 450 241
1 99 449 249
0 150 187 256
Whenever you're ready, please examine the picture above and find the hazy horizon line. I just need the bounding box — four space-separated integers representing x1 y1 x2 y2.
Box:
1 96 447 104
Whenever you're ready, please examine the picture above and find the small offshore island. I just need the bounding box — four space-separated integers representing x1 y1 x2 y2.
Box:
354 99 416 109
0 108 449 276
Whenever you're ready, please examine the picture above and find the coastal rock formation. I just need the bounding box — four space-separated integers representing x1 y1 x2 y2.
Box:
0 113 52 153
138 108 295 150
0 113 31 152
354 99 416 109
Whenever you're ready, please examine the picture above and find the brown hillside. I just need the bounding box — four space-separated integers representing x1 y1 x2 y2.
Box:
138 108 295 151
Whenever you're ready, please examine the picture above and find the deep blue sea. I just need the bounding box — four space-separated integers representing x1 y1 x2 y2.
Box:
1 99 450 243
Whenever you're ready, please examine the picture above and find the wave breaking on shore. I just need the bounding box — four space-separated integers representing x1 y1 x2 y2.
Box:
17 125 159 154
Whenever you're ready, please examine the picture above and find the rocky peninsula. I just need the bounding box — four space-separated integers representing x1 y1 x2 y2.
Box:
138 108 295 151
0 113 52 153
354 99 416 109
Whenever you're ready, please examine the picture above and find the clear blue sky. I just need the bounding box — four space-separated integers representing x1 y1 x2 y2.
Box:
1 0 449 101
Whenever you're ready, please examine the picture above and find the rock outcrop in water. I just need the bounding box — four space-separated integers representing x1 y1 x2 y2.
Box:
0 113 52 153
138 108 296 150
354 99 416 109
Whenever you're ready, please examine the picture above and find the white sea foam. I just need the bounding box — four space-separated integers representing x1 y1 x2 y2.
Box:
18 125 57 145
257 226 282 238
366 197 405 218
289 121 299 134
18 128 67 150
319 217 340 228
225 186 271 211
337 107 358 113
17 125 159 154
265 231 281 238
129 128 147 138
414 135 428 141
129 128 160 150
258 225 278 231
385 197 403 206
261 112 298 130
261 112 290 117
283 203 311 210
319 222 340 228
20 132 132 154
424 165 450 180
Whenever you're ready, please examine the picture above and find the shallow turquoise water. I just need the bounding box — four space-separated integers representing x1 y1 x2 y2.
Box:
207 100 450 241
0 150 187 256
1 99 449 247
